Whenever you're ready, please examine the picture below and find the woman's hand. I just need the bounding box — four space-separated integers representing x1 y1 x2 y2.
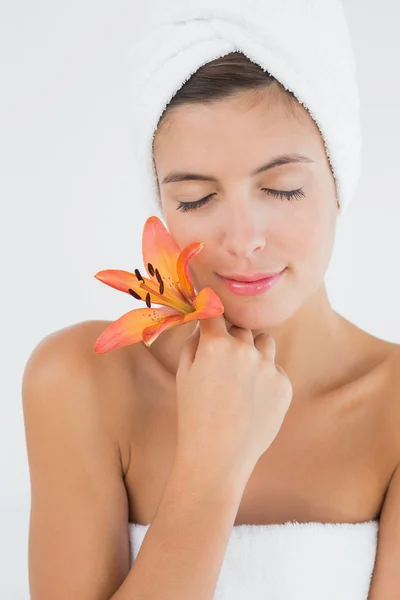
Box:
175 314 293 487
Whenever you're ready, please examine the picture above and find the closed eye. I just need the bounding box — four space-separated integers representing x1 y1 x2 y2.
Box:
176 187 305 212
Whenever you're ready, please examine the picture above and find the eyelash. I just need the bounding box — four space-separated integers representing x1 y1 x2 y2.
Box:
176 188 305 213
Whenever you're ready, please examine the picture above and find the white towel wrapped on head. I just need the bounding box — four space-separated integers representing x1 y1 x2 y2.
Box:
127 0 361 215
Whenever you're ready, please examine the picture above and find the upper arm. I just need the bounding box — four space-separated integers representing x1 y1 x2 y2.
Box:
22 323 131 600
368 348 400 599
368 462 400 599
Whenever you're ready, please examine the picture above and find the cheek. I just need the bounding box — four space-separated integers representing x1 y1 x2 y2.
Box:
285 209 336 272
163 217 193 250
166 215 212 255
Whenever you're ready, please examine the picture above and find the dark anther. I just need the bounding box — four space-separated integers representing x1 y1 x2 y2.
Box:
145 292 151 308
128 288 142 300
159 280 164 295
147 263 155 277
155 268 163 284
134 268 144 282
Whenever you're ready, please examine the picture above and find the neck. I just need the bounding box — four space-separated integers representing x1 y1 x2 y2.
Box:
154 283 364 400
228 283 359 399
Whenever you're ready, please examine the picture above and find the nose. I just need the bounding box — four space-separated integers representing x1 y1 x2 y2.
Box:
221 205 266 258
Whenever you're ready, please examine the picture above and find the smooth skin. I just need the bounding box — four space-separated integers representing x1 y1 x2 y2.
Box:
23 86 400 598
174 316 293 484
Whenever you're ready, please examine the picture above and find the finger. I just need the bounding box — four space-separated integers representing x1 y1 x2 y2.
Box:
275 363 288 377
227 324 255 345
198 313 228 339
177 321 201 376
253 333 276 362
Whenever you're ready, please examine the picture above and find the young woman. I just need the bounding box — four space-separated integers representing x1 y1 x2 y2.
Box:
22 10 400 600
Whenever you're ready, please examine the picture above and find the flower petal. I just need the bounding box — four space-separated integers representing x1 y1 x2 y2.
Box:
142 216 188 304
176 242 205 304
93 306 180 354
187 287 225 320
142 313 186 346
94 269 191 312
142 216 180 276
142 288 224 346
94 269 141 293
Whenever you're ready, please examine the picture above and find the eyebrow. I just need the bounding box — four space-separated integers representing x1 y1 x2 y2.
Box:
161 153 315 185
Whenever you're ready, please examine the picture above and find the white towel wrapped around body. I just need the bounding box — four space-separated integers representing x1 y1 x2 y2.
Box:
129 519 379 600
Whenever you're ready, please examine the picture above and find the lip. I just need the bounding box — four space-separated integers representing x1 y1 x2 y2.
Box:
219 269 285 282
218 268 287 296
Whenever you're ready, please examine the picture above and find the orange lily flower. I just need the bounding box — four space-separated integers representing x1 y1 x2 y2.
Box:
93 216 224 353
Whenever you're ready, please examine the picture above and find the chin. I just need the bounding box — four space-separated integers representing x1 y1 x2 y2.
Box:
222 304 287 331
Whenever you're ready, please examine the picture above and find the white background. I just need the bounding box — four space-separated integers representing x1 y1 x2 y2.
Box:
1 0 399 597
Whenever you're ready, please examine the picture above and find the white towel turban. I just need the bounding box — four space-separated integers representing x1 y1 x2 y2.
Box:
127 0 361 215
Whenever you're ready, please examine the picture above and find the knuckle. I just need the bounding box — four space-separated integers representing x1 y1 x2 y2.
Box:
236 341 259 362
260 355 275 369
202 335 227 355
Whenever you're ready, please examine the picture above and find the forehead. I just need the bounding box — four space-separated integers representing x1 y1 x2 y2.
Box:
153 89 323 165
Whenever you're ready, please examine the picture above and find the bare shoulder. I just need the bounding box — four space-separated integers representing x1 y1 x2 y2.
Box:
340 320 400 452
373 338 400 461
367 342 400 599
23 319 129 398
23 318 138 386
24 319 122 365
386 339 400 372
22 322 145 597
347 318 400 388
376 337 400 394
370 334 400 406
386 340 400 419
22 319 140 476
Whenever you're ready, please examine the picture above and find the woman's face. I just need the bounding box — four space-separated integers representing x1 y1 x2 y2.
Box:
153 88 339 330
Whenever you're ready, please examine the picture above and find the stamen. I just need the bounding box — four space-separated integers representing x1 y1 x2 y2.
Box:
131 269 190 313
135 268 144 282
147 263 155 277
155 268 163 285
128 288 142 300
